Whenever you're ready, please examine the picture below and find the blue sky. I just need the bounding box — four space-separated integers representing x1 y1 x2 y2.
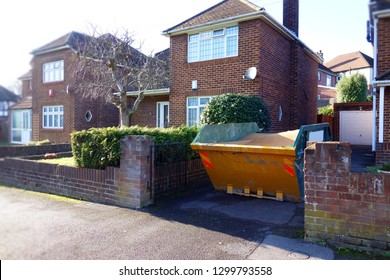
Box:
0 0 372 90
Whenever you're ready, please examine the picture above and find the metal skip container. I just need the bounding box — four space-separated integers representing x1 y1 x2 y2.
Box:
191 122 331 202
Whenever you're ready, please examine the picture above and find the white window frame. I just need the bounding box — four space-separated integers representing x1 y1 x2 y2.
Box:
42 105 64 129
326 75 332 87
43 60 64 83
188 26 238 63
186 96 214 127
156 102 169 128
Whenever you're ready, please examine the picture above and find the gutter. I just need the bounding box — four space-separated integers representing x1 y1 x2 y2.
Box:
114 88 170 97
31 45 70 56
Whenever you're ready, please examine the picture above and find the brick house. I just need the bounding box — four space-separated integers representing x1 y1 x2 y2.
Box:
159 0 321 132
0 85 19 142
7 70 33 144
317 62 338 107
324 51 374 92
26 32 120 143
369 0 390 163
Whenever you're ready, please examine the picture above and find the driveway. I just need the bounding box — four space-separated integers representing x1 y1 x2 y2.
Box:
0 184 333 260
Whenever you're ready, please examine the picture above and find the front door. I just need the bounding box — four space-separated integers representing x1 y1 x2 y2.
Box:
156 102 169 128
11 110 32 144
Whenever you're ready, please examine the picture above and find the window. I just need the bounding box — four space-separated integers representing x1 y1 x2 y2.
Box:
187 96 214 126
318 72 321 81
326 75 332 87
42 105 64 129
0 101 9 117
43 60 64 83
188 26 238 63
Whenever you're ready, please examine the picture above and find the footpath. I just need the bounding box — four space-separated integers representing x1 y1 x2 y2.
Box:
0 184 333 260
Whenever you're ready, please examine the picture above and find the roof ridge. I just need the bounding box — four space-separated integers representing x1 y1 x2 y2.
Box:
31 31 90 55
163 0 261 34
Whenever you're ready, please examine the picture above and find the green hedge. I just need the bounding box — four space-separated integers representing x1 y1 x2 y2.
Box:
71 126 200 169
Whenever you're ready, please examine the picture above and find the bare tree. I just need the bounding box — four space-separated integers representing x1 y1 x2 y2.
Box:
70 28 169 127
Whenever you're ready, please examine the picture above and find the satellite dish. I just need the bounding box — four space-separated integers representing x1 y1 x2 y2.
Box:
243 67 257 80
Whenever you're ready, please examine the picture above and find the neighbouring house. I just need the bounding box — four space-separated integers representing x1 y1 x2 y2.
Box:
368 0 390 163
8 70 33 144
125 47 170 128
0 85 19 142
324 51 374 92
159 0 321 132
25 32 120 143
317 62 338 107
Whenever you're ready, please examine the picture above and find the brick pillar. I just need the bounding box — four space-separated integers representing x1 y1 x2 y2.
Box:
116 135 154 208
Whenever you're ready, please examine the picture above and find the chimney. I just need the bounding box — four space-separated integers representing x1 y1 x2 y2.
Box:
283 0 299 36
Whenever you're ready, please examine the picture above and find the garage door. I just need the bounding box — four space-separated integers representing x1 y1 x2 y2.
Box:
340 111 373 145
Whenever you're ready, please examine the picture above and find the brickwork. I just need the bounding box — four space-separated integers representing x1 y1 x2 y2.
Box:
318 71 337 88
0 144 71 158
377 17 390 75
283 0 299 36
169 17 318 132
375 16 390 163
318 87 336 99
31 49 119 143
21 79 32 97
0 137 207 209
131 95 169 127
304 142 390 252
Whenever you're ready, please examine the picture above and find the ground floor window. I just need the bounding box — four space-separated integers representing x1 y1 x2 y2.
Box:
11 110 32 144
186 96 214 126
43 105 64 129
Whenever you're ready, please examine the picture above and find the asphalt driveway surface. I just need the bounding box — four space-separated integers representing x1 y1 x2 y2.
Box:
0 184 332 260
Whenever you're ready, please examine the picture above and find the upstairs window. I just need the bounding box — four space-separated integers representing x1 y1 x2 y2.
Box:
188 26 238 63
43 60 64 83
326 75 332 87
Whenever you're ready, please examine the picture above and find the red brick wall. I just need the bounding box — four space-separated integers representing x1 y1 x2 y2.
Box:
318 87 336 99
0 137 207 208
376 17 390 163
318 71 337 88
377 17 390 74
21 79 32 97
131 95 169 127
304 142 390 252
169 18 318 132
31 49 119 143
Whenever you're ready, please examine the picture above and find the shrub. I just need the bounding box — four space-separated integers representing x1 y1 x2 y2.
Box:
336 73 368 103
317 105 334 116
71 126 200 169
200 93 270 131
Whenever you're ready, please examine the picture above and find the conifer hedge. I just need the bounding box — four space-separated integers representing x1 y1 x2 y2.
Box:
71 126 200 169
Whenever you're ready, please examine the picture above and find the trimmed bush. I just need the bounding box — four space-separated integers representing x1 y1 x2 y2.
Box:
71 126 200 169
317 105 334 116
200 93 270 131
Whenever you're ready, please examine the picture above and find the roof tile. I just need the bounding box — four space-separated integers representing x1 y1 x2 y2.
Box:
324 51 373 73
164 0 260 33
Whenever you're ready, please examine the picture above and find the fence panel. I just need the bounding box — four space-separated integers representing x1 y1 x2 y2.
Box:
151 142 190 198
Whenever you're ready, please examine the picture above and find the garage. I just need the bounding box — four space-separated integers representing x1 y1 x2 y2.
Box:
339 110 373 145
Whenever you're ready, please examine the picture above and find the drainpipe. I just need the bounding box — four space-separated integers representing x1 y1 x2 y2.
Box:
372 14 378 151
379 86 385 143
